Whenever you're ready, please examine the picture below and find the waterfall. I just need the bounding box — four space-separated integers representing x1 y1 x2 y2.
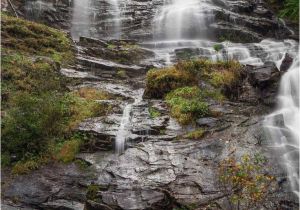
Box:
107 0 121 38
264 56 300 198
153 0 214 40
115 103 132 154
115 89 144 154
71 0 92 40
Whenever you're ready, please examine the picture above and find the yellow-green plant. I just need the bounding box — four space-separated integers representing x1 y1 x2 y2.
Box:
219 154 275 210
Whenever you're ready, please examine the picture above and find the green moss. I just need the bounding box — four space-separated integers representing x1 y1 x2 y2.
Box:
74 159 90 170
213 44 223 52
145 67 196 98
1 14 74 65
87 184 100 201
116 70 127 78
165 87 209 125
149 107 161 118
185 128 206 139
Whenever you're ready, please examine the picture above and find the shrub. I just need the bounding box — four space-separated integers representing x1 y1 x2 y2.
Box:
166 87 209 125
219 154 275 209
280 0 299 22
2 92 69 161
145 67 196 98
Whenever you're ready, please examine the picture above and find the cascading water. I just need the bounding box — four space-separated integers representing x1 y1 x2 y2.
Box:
115 89 144 154
24 0 54 20
107 0 121 38
264 56 300 198
153 0 214 40
71 0 92 40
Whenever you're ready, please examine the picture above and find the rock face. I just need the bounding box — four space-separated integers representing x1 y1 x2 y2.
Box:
9 0 297 42
243 62 282 106
2 163 96 209
2 1 299 210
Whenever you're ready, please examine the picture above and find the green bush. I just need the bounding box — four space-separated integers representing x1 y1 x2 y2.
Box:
165 87 209 125
280 0 299 22
2 92 69 161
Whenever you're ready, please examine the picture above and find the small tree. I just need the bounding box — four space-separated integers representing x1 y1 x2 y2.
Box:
218 154 276 210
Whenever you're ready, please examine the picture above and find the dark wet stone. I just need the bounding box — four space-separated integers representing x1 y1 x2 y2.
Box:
2 163 96 209
280 53 293 72
196 117 218 127
247 62 280 88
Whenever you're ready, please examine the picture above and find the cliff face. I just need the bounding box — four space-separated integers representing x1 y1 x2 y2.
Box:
5 0 297 41
1 1 299 210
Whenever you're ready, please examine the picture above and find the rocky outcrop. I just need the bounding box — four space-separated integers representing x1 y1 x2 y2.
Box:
8 0 296 42
241 62 281 106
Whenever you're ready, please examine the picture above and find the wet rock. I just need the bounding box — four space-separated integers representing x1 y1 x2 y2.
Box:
247 62 280 87
174 48 212 60
196 117 218 127
2 163 96 209
78 116 120 151
86 139 225 209
41 199 85 210
244 62 281 106
272 114 285 128
280 53 293 72
78 37 155 66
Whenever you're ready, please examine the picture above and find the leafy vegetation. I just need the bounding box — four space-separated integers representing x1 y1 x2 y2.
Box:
1 13 74 64
279 0 299 22
145 59 242 124
145 59 242 99
1 15 111 173
219 154 275 209
166 87 210 125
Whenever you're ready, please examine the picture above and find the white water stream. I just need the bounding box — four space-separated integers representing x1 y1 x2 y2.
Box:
71 0 92 40
107 0 122 38
115 89 144 154
264 55 300 198
153 0 214 40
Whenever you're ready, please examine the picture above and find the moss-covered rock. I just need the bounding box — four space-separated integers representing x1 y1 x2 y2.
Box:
144 67 196 99
1 13 74 65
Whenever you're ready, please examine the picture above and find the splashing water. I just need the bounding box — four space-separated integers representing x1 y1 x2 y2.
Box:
264 55 300 198
153 0 214 40
115 89 144 154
